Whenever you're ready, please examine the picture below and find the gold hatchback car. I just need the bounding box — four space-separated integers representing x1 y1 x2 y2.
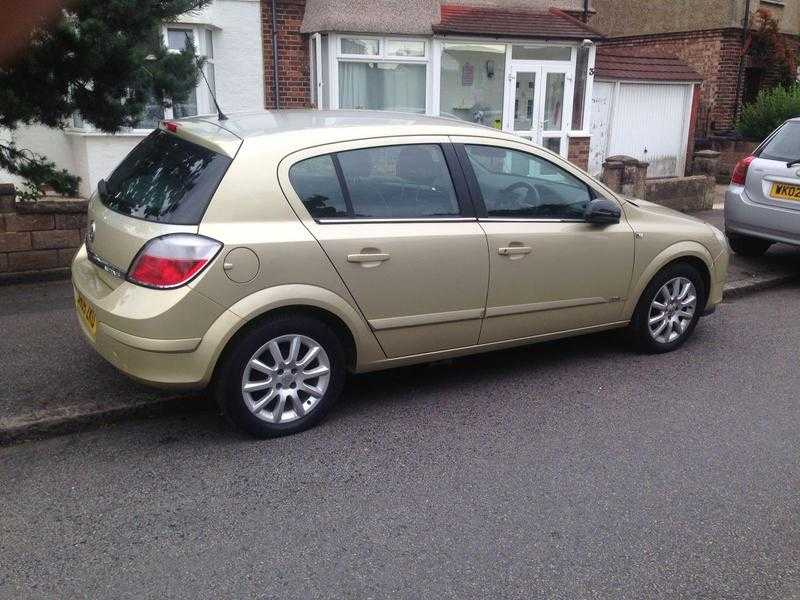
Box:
72 111 729 437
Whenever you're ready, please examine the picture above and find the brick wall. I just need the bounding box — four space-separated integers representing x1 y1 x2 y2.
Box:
0 185 86 281
695 137 758 183
567 136 590 171
600 29 746 135
262 0 312 109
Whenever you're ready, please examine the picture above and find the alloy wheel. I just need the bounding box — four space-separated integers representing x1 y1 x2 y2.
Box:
647 276 697 344
241 334 331 423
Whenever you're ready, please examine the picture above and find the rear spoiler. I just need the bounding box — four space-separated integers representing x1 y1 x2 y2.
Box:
159 120 242 158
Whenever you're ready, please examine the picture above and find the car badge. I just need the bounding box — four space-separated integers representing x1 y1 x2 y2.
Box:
87 221 96 246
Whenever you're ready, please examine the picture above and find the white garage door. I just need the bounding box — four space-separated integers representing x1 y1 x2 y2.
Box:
589 81 693 178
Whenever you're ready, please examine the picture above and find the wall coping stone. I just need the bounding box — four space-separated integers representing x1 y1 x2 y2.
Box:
604 155 650 167
15 198 88 214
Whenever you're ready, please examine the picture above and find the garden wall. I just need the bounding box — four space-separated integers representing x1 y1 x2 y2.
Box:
0 184 87 283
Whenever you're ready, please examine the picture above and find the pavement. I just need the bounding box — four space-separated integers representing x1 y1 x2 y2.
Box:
695 186 800 295
2 283 800 599
1 198 799 443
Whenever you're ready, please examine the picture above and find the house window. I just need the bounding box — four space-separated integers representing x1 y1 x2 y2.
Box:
439 43 506 128
511 45 572 61
165 25 216 119
336 36 428 113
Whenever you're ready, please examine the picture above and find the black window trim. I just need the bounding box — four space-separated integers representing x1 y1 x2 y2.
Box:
453 142 601 223
294 142 479 224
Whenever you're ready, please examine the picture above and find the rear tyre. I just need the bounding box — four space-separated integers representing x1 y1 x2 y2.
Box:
630 262 706 354
214 314 346 438
727 233 772 257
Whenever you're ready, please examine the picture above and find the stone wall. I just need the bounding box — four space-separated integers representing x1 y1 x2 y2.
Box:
0 185 86 282
695 136 758 183
644 176 715 212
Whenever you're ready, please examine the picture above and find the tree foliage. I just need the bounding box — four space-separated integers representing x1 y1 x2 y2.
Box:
737 84 800 141
745 8 798 86
0 0 208 200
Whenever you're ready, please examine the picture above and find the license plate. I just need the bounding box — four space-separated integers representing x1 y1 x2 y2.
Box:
770 182 800 201
75 292 97 337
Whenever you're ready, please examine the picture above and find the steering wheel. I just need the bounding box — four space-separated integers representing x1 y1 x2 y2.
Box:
497 181 542 211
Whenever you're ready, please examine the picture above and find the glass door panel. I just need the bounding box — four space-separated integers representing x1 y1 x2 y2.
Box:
542 137 561 154
513 72 537 131
504 64 570 157
543 72 566 132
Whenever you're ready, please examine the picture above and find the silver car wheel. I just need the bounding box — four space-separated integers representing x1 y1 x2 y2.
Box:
241 334 331 424
647 277 697 344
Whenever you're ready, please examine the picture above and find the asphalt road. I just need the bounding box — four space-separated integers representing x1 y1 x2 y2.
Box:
3 284 800 599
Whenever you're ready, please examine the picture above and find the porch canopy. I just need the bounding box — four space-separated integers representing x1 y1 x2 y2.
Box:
433 6 603 40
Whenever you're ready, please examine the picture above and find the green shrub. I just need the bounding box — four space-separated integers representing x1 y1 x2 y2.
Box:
737 84 800 141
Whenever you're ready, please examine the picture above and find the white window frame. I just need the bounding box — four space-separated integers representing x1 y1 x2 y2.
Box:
163 23 217 119
320 34 595 156
331 34 431 113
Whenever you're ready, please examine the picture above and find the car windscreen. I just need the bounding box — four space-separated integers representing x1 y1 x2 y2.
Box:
98 129 232 225
758 121 800 163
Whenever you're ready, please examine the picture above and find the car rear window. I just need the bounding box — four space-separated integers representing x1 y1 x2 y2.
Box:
758 121 800 163
99 130 232 224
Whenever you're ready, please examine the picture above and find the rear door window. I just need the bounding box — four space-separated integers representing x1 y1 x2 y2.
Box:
758 121 800 162
289 144 462 220
99 130 232 225
289 155 348 218
337 145 460 218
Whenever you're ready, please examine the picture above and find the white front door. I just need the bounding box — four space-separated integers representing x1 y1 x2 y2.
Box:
503 64 569 157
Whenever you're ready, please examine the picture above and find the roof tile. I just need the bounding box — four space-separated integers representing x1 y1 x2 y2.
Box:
595 48 702 82
434 5 604 40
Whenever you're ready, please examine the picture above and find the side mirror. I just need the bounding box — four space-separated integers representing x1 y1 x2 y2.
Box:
584 198 621 224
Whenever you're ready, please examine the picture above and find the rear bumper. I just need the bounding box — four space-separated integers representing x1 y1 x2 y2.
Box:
71 245 236 389
725 185 800 246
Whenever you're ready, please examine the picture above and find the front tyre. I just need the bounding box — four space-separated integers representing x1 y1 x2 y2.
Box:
630 263 706 354
215 314 346 438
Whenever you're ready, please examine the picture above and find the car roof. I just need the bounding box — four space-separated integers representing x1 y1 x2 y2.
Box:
179 109 522 153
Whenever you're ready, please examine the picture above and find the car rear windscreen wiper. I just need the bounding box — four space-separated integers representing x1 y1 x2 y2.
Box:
787 158 800 167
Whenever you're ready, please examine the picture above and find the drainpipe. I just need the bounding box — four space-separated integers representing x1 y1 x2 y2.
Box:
583 0 589 23
733 0 752 126
271 0 281 109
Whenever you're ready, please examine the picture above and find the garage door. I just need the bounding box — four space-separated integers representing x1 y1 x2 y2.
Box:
590 82 692 178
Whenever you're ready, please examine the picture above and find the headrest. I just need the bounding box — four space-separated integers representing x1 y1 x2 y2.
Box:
340 150 373 178
396 146 440 185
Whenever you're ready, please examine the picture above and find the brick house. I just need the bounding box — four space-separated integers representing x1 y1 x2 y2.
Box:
590 0 800 138
261 0 603 169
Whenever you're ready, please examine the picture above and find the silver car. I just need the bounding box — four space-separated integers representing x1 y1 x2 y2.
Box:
726 118 800 256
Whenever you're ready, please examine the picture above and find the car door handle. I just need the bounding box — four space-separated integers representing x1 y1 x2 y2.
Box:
498 246 532 256
347 253 391 263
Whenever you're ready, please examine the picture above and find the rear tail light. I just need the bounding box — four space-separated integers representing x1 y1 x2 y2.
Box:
731 155 755 185
128 234 221 289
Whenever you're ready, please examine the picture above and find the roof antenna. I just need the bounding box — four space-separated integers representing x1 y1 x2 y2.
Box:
184 31 227 121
